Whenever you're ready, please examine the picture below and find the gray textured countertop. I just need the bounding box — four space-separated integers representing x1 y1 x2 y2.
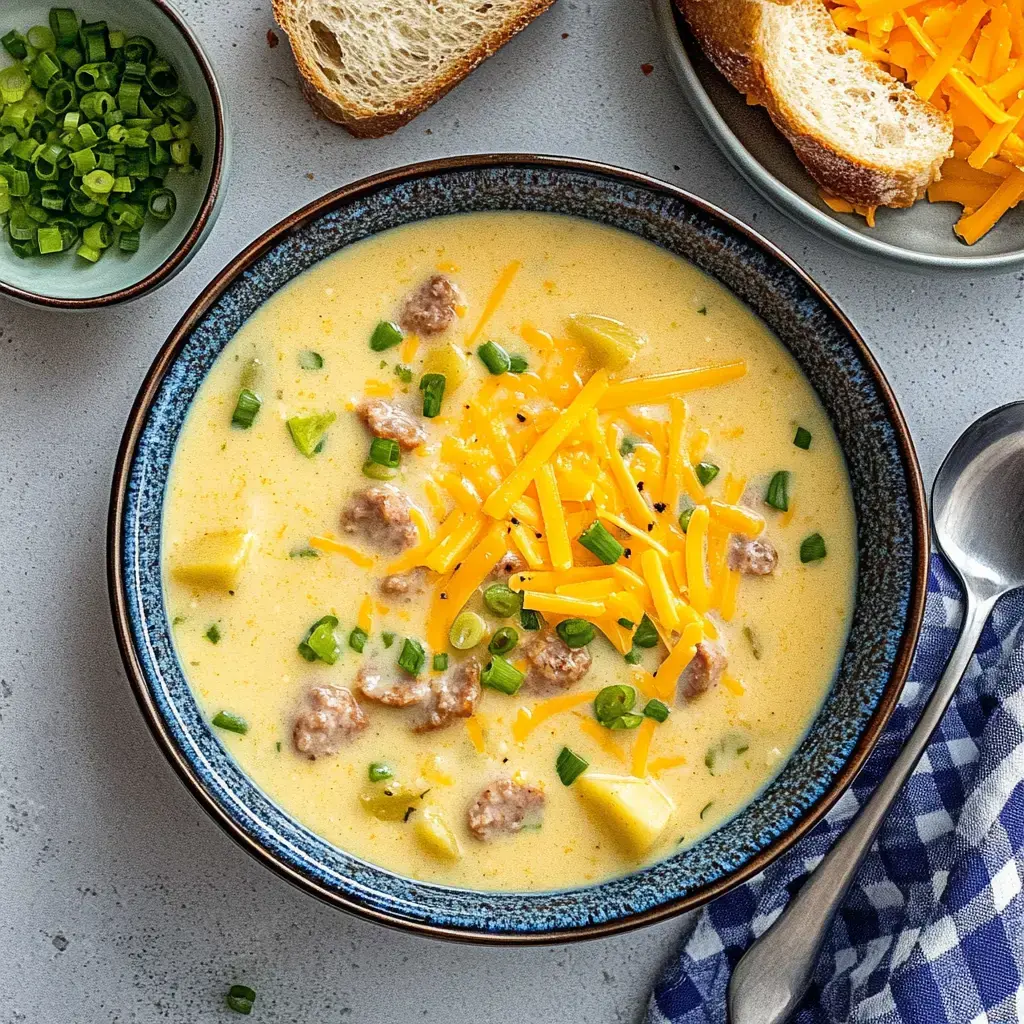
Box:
3 1 1024 1021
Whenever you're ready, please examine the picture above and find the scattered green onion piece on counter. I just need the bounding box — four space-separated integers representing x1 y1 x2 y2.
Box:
477 340 511 375
695 461 720 486
556 618 596 649
488 626 519 656
368 762 393 783
368 436 401 469
287 412 335 457
225 984 256 1015
381 632 396 648
577 520 624 564
624 648 642 665
555 746 589 786
419 373 446 418
520 607 542 631
481 655 524 695
348 627 368 653
608 712 644 730
432 653 449 672
508 354 528 373
212 711 248 736
643 699 670 723
632 614 659 648
397 638 426 676
794 426 812 450
231 389 261 428
800 533 827 563
205 624 220 644
678 502 695 533
765 470 790 512
617 617 635 629
370 320 403 351
594 684 636 726
483 583 521 618
298 350 323 370
394 364 413 384
449 611 485 650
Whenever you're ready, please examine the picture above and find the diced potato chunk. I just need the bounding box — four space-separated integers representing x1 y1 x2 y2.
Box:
575 773 675 856
360 785 419 821
422 342 470 389
565 314 647 371
172 529 254 589
415 806 462 861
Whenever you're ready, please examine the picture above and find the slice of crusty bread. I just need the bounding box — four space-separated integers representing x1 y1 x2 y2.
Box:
272 0 556 138
676 0 953 208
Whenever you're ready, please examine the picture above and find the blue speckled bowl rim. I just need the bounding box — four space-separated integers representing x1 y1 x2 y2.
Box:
0 0 226 310
108 155 929 944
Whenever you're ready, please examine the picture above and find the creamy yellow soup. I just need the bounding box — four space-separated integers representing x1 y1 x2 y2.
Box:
163 212 856 892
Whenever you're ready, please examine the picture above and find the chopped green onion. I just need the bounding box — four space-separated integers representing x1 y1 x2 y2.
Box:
619 436 639 456
617 617 635 629
608 713 644 730
577 520 624 564
394 364 413 384
794 426 812 450
643 699 670 723
348 627 368 653
50 9 79 46
624 648 642 665
632 614 659 648
555 746 589 786
0 66 30 105
145 57 179 97
369 436 401 469
370 320 403 351
297 615 340 664
398 638 426 676
147 187 175 220
362 460 397 480
289 547 318 559
678 503 695 533
508 354 528 373
449 611 486 650
212 711 248 736
231 389 261 429
27 24 56 50
1 31 27 60
368 762 393 782
36 225 63 254
118 229 139 253
520 607 542 631
480 655 524 695
477 340 511 375
287 412 336 457
381 631 396 648
800 533 827 563
419 373 446 418
695 462 720 486
225 984 255 1014
765 471 790 512
556 618 596 649
488 626 519 656
205 624 221 644
594 685 637 726
482 583 521 618
298 350 323 370
432 653 449 672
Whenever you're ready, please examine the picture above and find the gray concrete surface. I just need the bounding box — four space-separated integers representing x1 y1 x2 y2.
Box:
2 0 1024 1021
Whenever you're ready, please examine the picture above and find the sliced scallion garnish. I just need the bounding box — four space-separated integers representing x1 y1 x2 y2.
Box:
555 746 588 786
594 684 636 726
695 461 720 486
449 611 486 650
765 470 790 512
381 631 396 648
432 652 449 672
212 711 248 735
477 340 511 375
577 520 624 564
397 637 426 676
368 762 393 783
643 699 670 723
287 412 335 457
794 426 812 450
394 364 413 384
480 655 524 695
370 320 403 352
298 615 341 664
508 354 528 373
419 373 446 418
556 618 596 649
519 607 542 631
368 436 401 469
231 389 261 429
632 614 659 649
678 504 695 532
800 533 827 563
488 626 519 656
205 624 220 644
348 627 368 653
608 713 644 730
482 583 521 618
298 350 323 370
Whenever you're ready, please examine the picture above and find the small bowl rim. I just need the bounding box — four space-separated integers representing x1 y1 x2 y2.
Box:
0 0 226 310
107 154 930 944
651 0 1024 272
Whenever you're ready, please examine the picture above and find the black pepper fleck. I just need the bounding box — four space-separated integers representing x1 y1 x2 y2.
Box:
653 502 667 513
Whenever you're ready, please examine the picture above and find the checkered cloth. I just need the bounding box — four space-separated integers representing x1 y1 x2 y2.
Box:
648 555 1024 1024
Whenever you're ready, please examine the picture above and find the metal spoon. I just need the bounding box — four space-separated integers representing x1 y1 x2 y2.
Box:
728 401 1024 1024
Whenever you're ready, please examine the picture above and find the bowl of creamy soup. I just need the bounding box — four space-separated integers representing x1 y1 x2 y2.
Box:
109 156 929 941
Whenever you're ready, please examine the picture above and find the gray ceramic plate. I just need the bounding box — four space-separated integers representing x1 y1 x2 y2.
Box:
109 155 928 942
652 0 1024 272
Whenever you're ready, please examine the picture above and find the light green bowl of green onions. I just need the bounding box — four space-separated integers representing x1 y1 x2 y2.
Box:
0 0 225 309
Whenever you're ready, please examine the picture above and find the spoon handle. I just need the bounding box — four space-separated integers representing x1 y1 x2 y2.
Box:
727 588 997 1024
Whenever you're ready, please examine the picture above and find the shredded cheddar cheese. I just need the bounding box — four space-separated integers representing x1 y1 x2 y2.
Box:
309 535 377 567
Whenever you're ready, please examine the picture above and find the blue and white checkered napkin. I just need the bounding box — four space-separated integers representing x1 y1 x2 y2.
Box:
648 555 1024 1024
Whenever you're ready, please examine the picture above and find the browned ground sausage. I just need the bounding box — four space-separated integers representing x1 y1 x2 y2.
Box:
356 398 426 451
356 665 431 707
414 659 481 732
728 534 778 575
523 630 592 692
379 566 429 597
677 640 727 701
467 776 545 841
399 275 461 336
293 685 368 758
341 485 418 550
491 550 527 577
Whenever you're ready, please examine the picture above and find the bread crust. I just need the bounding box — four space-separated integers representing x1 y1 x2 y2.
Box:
272 0 557 138
675 0 951 208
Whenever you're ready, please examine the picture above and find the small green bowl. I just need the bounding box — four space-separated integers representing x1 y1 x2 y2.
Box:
0 0 226 309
